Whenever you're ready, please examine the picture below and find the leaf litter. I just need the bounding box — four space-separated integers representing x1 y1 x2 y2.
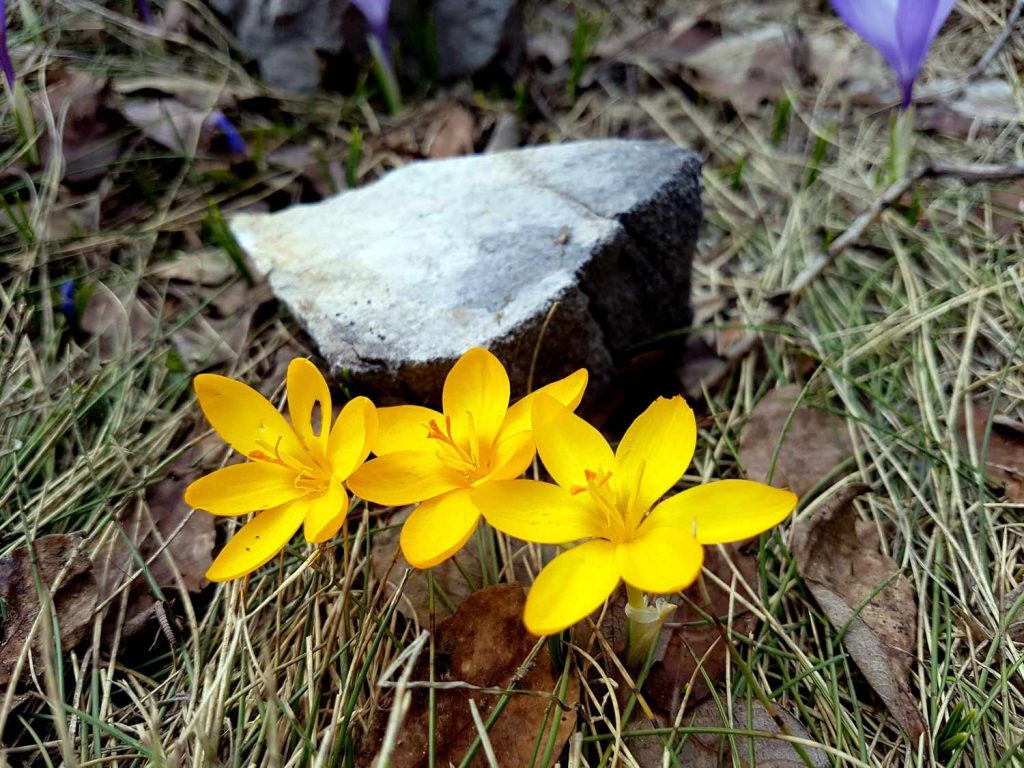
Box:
792 484 925 742
360 584 578 767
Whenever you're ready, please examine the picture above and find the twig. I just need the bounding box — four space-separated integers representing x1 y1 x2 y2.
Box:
966 0 1024 81
705 159 1024 388
778 160 1024 306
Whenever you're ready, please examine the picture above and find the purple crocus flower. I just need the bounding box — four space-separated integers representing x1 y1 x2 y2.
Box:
351 0 391 55
1 0 15 89
210 111 247 156
830 0 957 107
59 280 77 327
136 0 156 25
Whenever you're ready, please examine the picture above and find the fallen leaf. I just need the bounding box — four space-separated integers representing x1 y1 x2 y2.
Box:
79 283 157 361
149 249 236 286
960 403 1024 503
627 697 828 767
123 99 212 154
424 105 477 159
94 448 215 641
792 484 925 742
35 69 125 184
0 533 99 688
739 385 854 497
360 584 578 767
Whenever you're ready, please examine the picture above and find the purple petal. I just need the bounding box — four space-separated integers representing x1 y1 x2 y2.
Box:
211 111 247 156
896 0 956 82
351 0 390 44
136 0 156 25
831 0 903 73
1 0 15 89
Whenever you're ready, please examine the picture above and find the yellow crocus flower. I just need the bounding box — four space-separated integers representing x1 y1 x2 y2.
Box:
473 394 797 636
185 359 377 581
347 347 587 568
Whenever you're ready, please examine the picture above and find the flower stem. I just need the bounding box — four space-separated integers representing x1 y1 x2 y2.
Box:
368 34 401 116
624 586 675 671
887 105 915 184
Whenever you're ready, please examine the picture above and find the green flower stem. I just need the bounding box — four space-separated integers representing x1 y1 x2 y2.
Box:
624 586 675 671
368 35 402 116
887 105 915 183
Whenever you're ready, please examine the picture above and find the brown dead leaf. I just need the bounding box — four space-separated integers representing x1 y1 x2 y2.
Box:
628 698 828 767
0 533 99 688
36 69 125 184
792 484 925 742
960 403 1024 503
80 283 157 361
95 448 214 641
360 584 578 767
740 385 854 498
424 105 477 159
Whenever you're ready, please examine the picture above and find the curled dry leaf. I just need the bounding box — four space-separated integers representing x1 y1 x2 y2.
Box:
360 584 578 768
960 402 1024 502
792 484 925 742
740 384 854 497
0 533 99 688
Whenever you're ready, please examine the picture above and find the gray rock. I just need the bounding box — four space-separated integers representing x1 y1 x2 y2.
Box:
434 0 524 80
231 139 702 402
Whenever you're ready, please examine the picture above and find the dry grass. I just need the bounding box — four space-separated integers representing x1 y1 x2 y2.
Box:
2 0 1023 765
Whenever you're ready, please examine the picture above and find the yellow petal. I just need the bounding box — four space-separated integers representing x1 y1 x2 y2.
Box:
500 368 589 438
523 541 620 636
614 396 697 526
205 502 307 581
303 477 349 544
615 525 703 594
400 489 479 568
287 358 332 456
194 374 305 461
472 480 608 543
647 480 796 544
533 394 613 490
443 348 510 452
373 405 442 455
184 462 305 516
327 396 378 479
346 451 465 506
479 429 535 483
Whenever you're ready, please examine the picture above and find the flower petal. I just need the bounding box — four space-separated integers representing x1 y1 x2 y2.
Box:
523 541 620 636
533 394 614 490
614 396 696 526
479 429 536 483
194 374 305 461
443 348 510 452
831 0 902 72
400 489 479 568
328 396 378 479
499 368 589 438
287 358 332 456
615 526 703 594
896 0 955 87
472 480 608 543
372 405 442 455
303 477 349 544
205 502 307 582
646 480 797 544
347 450 464 506
184 462 305 516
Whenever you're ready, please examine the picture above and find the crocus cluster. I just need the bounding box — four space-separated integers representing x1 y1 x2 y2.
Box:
187 349 796 636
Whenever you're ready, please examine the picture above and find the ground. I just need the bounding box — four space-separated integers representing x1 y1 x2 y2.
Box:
1 0 1023 766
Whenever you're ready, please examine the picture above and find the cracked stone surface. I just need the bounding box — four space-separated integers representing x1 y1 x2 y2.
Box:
231 139 702 402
